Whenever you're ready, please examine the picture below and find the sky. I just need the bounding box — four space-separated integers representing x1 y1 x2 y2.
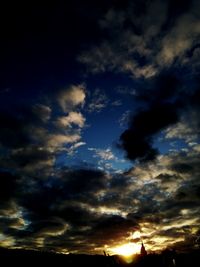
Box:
0 0 200 255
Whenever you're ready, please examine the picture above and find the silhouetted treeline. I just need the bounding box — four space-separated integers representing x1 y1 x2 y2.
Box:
0 247 200 267
0 248 113 267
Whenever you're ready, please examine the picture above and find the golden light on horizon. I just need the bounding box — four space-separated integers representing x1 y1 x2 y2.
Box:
109 242 141 256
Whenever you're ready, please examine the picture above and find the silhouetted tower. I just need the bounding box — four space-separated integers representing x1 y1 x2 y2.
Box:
140 242 147 256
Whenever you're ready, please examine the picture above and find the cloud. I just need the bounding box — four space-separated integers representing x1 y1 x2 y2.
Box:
57 84 86 112
32 104 51 122
79 0 200 79
124 150 200 251
46 134 81 148
119 102 179 162
118 110 131 128
165 114 200 143
117 86 136 95
111 100 122 106
66 142 86 156
67 142 86 155
92 215 139 245
79 38 157 79
87 88 108 113
9 147 55 173
0 234 15 248
27 218 69 238
72 142 86 150
55 111 85 129
118 64 200 163
0 109 81 174
0 85 87 177
0 110 34 149
78 0 166 78
157 1 200 66
89 147 115 160
1 144 200 253
0 172 19 203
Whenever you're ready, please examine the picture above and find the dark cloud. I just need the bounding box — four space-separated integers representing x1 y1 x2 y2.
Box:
168 0 191 14
170 163 194 173
175 184 200 202
0 103 50 150
14 168 108 230
0 172 19 202
0 111 32 149
8 146 54 173
155 173 182 182
109 173 131 189
118 70 186 162
0 96 86 177
119 65 200 162
1 152 200 253
119 101 179 162
93 215 139 243
59 169 107 197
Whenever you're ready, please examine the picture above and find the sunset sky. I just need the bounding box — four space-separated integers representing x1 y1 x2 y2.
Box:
0 0 200 255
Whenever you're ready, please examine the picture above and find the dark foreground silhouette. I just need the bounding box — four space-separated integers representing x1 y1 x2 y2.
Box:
0 247 200 267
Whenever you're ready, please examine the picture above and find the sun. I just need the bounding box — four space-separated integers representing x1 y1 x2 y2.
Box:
109 242 141 256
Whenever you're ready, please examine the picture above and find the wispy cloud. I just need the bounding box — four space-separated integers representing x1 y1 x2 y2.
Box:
111 100 122 106
79 0 200 78
164 114 200 143
118 110 131 128
88 147 115 160
87 88 108 113
67 142 86 155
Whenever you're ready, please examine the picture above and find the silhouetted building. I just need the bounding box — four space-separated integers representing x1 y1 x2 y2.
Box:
140 242 147 256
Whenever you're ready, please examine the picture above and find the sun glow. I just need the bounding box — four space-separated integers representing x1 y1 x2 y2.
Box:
109 242 141 256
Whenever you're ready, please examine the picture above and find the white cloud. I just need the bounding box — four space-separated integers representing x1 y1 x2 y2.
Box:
58 84 86 112
72 141 86 150
47 134 81 148
55 111 85 129
97 149 114 160
89 147 115 160
67 142 86 155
